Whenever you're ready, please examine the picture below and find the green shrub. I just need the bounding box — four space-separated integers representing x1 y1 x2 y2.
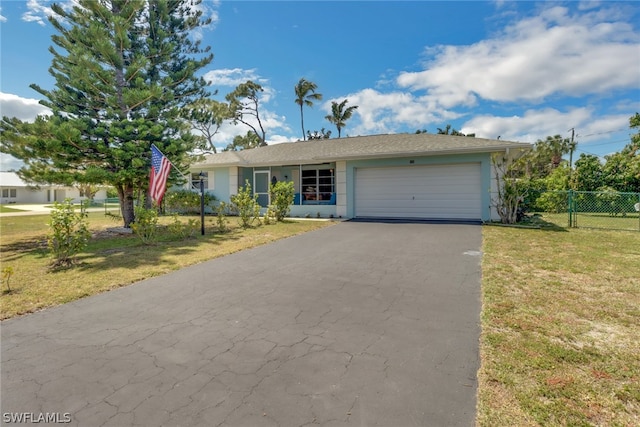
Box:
215 202 230 233
268 181 295 221
47 199 91 267
164 189 216 214
167 215 199 239
131 205 159 244
230 180 261 228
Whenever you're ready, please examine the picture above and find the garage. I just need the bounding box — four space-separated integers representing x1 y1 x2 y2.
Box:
354 163 482 220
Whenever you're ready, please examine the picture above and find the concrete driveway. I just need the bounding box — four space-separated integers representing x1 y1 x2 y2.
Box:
1 221 482 427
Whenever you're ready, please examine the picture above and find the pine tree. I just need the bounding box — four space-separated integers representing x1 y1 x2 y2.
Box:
1 0 213 227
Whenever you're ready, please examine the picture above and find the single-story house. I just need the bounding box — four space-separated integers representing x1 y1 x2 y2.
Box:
0 172 108 205
190 133 531 222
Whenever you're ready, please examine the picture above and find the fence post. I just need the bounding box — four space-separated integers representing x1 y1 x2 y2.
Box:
567 190 573 228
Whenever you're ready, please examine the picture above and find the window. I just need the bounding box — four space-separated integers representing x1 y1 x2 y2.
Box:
2 189 16 198
301 166 335 204
191 172 211 190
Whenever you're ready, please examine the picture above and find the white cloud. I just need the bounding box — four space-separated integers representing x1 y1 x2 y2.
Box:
0 92 51 121
459 107 630 146
203 68 265 87
321 89 464 136
22 0 69 26
0 93 50 171
397 6 640 107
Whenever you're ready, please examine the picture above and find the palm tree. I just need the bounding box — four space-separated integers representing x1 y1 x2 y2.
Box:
325 99 358 138
294 78 322 141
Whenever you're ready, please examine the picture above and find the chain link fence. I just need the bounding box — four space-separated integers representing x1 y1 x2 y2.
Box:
525 190 640 232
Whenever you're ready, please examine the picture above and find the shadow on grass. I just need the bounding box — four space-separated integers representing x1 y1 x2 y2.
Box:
525 215 569 232
71 227 246 273
486 215 568 232
0 238 49 262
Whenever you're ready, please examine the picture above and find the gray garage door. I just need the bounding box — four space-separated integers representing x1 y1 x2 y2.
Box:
355 163 482 219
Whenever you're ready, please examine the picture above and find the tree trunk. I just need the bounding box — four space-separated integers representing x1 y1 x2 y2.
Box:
117 184 136 228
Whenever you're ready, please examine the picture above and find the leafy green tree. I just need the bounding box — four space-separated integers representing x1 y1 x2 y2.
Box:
0 0 213 228
602 114 640 192
295 78 323 141
183 98 232 154
531 164 571 213
224 131 262 151
226 81 267 146
572 154 604 191
325 99 358 138
512 134 572 180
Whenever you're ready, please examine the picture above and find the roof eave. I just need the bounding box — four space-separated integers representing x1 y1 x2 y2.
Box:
314 144 532 162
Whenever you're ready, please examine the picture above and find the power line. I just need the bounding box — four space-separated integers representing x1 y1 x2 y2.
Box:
582 138 631 147
577 128 629 138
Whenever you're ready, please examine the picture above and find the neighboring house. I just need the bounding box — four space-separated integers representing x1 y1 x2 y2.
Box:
190 133 531 222
0 172 108 204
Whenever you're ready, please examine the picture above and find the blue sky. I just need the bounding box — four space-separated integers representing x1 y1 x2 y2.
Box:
1 0 639 171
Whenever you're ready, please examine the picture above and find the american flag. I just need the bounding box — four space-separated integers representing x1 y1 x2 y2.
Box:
149 144 171 205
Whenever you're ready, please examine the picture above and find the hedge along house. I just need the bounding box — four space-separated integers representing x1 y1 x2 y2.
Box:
190 133 531 222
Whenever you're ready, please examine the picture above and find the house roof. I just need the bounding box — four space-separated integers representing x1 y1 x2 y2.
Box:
194 133 531 167
0 172 80 189
0 172 30 187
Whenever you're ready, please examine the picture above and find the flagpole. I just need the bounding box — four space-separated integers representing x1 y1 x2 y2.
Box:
151 144 199 190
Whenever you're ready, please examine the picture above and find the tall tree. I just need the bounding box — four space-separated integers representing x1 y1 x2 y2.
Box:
226 80 267 146
572 154 604 191
182 98 231 154
512 134 572 179
294 78 322 141
223 131 262 151
0 0 213 227
602 114 640 192
325 99 358 138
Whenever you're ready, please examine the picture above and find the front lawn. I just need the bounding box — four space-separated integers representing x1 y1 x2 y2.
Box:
0 205 26 213
479 223 640 426
0 212 334 319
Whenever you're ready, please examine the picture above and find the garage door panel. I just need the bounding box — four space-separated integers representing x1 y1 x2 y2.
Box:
355 164 481 219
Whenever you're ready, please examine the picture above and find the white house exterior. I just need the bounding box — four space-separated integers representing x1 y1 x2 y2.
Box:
190 133 531 222
0 172 108 205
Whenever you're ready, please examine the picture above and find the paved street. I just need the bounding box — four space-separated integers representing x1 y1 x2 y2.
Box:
1 221 482 426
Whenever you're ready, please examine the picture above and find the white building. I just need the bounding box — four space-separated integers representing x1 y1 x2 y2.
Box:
0 172 108 204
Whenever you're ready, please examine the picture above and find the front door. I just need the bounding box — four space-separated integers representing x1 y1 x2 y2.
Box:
254 170 270 207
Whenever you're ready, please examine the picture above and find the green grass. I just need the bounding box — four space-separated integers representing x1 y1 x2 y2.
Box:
478 219 640 426
533 211 640 232
0 205 27 213
0 212 335 319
